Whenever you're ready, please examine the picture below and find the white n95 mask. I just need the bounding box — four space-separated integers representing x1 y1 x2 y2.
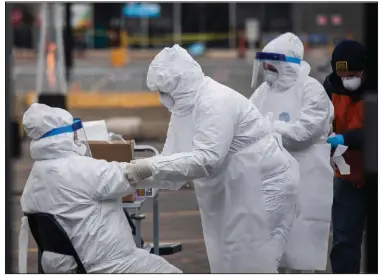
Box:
159 92 175 110
342 77 362 91
265 71 278 86
74 140 89 156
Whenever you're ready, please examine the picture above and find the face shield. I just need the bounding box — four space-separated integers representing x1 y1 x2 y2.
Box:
251 52 301 89
39 118 92 157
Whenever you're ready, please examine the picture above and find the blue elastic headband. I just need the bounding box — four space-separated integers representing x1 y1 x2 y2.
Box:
255 52 301 64
39 118 83 140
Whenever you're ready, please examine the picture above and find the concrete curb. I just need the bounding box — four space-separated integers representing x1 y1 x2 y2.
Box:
23 91 162 109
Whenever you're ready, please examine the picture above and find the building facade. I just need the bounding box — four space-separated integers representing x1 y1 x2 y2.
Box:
14 2 365 49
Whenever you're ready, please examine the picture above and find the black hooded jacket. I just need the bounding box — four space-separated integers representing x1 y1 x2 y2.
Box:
323 73 364 151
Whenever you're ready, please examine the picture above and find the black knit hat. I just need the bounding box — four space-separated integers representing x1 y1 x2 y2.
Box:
331 40 366 72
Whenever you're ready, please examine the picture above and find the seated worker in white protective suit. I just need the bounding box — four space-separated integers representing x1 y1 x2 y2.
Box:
124 44 300 273
250 33 334 272
19 103 182 274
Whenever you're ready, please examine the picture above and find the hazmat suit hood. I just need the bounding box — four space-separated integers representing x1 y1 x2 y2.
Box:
23 103 86 160
262 32 308 90
146 44 207 116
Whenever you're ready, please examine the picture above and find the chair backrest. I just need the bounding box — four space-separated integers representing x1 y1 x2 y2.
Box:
25 212 86 273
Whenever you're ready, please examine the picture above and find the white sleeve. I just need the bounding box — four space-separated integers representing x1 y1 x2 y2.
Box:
136 176 185 190
150 98 235 182
90 159 136 200
249 82 266 105
249 88 260 103
274 80 333 150
136 114 190 190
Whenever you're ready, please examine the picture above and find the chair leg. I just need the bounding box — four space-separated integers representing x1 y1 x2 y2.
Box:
123 209 144 246
38 249 44 273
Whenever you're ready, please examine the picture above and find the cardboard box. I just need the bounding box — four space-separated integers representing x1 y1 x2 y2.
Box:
88 140 136 202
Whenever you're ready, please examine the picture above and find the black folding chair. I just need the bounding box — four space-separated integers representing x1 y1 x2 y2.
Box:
25 213 86 274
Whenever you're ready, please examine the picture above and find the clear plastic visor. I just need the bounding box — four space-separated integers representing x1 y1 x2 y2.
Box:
251 52 301 89
39 118 92 157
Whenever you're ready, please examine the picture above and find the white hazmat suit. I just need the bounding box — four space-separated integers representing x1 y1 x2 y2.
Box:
19 103 181 273
127 45 300 273
250 33 334 271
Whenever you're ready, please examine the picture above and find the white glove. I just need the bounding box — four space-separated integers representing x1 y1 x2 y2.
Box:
125 158 153 186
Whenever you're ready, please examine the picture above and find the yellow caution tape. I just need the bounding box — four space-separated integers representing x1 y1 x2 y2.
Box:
78 29 230 44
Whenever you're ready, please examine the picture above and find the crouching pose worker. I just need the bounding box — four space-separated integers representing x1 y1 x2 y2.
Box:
250 33 334 273
125 44 300 273
19 103 181 274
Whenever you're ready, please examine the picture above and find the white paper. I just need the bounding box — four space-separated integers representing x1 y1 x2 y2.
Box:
331 144 351 175
79 120 109 141
332 144 347 158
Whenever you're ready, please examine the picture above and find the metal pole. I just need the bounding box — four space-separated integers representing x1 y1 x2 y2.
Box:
37 3 68 110
38 249 43 273
65 3 74 83
140 17 149 49
173 3 182 45
47 4 56 41
153 194 159 255
36 3 47 95
135 209 142 248
90 4 94 48
54 4 68 93
229 3 236 49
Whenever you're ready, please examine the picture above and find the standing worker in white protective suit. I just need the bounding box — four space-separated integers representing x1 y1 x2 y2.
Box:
125 44 300 273
250 33 334 272
19 103 181 274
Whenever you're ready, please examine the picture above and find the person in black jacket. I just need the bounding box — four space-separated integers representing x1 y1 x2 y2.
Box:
323 40 366 274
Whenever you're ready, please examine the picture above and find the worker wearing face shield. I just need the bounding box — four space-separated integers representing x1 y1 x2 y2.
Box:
250 33 335 273
18 103 182 274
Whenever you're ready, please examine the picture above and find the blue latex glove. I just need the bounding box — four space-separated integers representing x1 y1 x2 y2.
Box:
327 134 344 149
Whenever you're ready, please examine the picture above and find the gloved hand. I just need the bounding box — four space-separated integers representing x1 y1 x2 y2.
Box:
327 134 344 149
125 158 153 186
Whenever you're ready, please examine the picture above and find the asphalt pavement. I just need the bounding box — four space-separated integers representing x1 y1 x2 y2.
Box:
14 58 255 99
11 140 366 273
14 48 332 97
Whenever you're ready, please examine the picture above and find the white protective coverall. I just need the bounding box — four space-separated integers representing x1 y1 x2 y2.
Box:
19 103 181 273
133 44 300 273
250 33 334 271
